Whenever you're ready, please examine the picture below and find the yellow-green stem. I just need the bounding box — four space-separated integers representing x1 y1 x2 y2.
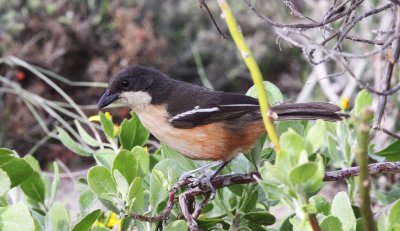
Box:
217 0 280 151
355 108 376 231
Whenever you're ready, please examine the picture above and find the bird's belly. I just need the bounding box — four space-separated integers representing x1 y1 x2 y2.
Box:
135 105 265 160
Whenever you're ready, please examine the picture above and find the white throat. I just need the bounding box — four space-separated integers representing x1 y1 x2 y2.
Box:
119 91 152 111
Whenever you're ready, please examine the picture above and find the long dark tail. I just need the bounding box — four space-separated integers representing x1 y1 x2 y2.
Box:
271 102 349 121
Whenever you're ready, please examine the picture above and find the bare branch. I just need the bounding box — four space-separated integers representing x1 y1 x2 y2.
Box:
126 161 400 227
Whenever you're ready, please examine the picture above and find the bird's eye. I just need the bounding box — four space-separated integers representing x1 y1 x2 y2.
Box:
120 80 130 89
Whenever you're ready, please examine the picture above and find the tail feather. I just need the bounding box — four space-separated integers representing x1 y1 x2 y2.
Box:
271 102 349 122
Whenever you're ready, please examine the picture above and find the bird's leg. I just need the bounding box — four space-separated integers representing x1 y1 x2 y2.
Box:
172 161 224 193
179 161 223 181
198 160 231 200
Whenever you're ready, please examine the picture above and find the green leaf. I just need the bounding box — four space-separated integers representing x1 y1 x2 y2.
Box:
246 81 283 106
0 148 14 157
198 218 228 230
0 202 35 231
47 202 70 231
164 220 188 231
240 189 259 213
128 177 144 213
331 192 356 231
320 216 343 231
23 155 41 172
354 89 372 117
113 170 129 201
112 149 137 184
161 145 196 171
87 166 118 200
57 127 92 156
280 214 295 231
375 140 400 162
50 162 60 205
94 149 116 169
31 210 45 231
0 169 10 196
119 112 149 150
308 155 325 193
100 112 116 138
356 218 364 231
75 120 99 147
306 120 327 152
71 209 101 231
276 121 304 136
243 211 276 226
33 217 42 231
20 172 46 203
0 148 14 166
279 129 309 166
148 159 182 211
150 169 168 211
0 157 33 188
289 162 317 184
227 184 245 197
389 199 400 228
131 146 149 178
244 135 266 168
79 189 98 218
92 227 112 231
310 195 331 216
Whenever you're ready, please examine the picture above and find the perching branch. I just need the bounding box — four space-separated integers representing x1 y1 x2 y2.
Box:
126 161 400 228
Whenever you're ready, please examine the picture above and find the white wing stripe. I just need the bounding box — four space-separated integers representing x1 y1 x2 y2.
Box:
218 104 258 107
169 107 220 121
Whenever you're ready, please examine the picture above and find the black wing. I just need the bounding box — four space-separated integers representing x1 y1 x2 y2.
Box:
167 91 260 129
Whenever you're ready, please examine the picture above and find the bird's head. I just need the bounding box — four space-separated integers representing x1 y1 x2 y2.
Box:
97 65 170 109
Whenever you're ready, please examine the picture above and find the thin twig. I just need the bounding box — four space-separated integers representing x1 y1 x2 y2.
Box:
374 127 400 140
199 0 229 39
375 6 400 127
309 214 321 231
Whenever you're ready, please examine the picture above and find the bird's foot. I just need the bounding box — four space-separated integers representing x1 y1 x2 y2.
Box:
198 172 217 200
186 170 217 200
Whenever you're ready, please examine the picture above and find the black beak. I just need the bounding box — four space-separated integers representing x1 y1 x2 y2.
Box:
97 90 119 109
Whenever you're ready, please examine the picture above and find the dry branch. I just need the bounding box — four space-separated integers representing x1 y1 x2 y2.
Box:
126 161 400 228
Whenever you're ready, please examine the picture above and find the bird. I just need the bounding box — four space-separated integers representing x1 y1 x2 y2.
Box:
97 65 347 195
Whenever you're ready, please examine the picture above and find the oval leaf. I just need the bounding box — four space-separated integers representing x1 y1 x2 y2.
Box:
1 158 33 188
246 81 283 106
289 162 317 184
71 209 101 231
47 202 70 231
354 89 372 118
375 140 400 162
87 166 118 200
119 113 149 150
331 192 356 231
0 202 35 231
128 177 144 213
112 149 137 184
57 127 92 156
164 220 188 231
320 216 343 231
20 172 46 203
100 112 116 138
0 169 11 196
243 211 276 226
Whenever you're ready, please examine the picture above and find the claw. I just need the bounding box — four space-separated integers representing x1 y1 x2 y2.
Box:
175 160 231 200
199 174 217 200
